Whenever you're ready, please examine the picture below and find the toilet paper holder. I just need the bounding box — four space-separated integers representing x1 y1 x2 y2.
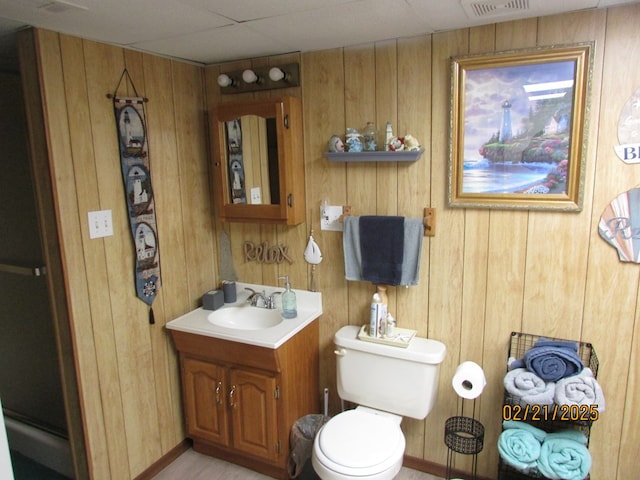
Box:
446 360 486 480
445 413 484 480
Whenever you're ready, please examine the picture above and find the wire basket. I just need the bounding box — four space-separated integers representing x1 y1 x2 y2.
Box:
504 331 599 429
499 332 597 480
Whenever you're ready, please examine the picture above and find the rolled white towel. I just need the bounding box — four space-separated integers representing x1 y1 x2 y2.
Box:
554 367 605 413
504 368 555 406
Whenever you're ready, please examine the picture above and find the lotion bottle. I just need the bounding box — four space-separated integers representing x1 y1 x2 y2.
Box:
279 275 297 319
376 285 388 337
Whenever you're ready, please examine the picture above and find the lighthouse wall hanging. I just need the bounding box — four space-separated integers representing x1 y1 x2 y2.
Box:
109 70 161 323
448 42 593 211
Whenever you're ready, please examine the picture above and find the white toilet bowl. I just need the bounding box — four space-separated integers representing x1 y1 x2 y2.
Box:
312 407 406 480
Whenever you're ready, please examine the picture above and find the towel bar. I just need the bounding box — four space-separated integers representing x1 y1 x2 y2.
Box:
0 262 47 277
339 207 436 237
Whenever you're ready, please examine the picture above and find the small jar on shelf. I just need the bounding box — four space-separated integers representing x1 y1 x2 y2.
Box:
362 122 377 151
345 128 363 152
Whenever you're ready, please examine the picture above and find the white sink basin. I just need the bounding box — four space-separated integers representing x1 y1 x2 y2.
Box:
166 282 323 348
207 306 284 330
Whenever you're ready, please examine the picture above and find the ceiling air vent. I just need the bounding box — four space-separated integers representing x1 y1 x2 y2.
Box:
462 0 530 19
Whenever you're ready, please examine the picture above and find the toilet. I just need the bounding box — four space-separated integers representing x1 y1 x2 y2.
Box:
312 325 446 480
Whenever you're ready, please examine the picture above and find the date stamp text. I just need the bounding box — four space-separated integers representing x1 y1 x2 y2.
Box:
503 404 599 422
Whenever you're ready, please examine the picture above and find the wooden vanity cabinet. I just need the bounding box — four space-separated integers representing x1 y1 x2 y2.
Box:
170 321 319 480
182 358 279 461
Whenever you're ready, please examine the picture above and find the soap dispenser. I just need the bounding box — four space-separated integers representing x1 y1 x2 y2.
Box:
279 275 297 319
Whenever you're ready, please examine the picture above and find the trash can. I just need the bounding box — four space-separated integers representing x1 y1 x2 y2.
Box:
288 414 330 479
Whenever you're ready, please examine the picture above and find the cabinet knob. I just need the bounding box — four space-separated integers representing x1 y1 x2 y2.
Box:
229 384 237 409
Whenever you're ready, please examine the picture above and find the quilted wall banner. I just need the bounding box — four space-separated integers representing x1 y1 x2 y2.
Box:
111 72 161 317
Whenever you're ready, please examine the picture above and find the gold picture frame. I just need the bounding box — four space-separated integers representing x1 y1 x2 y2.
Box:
448 42 593 211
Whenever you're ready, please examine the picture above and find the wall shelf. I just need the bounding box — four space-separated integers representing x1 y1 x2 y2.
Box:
324 149 424 163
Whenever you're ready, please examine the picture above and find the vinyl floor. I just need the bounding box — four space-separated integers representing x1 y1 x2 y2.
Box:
152 448 444 480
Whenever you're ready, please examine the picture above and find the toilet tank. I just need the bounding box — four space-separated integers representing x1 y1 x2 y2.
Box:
334 325 446 420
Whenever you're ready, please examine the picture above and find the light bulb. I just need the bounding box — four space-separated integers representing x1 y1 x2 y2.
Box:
217 74 233 88
242 69 258 84
269 67 285 82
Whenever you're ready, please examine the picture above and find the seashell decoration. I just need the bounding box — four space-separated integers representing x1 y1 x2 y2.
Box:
598 188 640 263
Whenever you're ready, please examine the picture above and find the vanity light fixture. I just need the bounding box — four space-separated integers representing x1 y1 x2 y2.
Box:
217 62 300 94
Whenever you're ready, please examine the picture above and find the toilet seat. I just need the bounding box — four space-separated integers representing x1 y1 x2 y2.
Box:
312 409 405 479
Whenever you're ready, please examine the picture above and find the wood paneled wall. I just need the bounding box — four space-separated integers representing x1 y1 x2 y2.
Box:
19 29 216 479
18 4 640 480
295 6 639 479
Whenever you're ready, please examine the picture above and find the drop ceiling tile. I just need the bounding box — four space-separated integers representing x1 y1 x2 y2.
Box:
177 0 354 22
246 0 434 54
132 23 292 64
0 0 232 45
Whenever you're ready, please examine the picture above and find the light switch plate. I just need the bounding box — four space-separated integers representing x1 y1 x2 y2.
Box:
88 210 113 239
250 187 262 204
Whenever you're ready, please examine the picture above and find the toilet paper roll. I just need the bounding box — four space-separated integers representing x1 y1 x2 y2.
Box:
452 361 486 399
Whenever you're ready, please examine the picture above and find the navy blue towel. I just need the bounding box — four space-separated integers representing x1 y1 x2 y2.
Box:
510 338 584 382
359 215 404 286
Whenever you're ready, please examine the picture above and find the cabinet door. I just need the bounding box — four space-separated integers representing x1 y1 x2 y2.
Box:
183 357 230 446
229 368 279 461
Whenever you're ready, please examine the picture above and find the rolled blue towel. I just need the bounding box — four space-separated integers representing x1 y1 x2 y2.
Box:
504 368 555 406
537 430 591 480
498 420 546 473
511 338 583 382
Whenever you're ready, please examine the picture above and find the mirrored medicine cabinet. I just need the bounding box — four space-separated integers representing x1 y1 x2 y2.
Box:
210 96 305 225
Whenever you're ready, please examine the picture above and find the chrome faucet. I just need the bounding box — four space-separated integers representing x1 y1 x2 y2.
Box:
244 288 280 309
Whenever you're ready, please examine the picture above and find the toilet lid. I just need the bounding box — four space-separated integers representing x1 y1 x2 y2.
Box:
317 410 403 471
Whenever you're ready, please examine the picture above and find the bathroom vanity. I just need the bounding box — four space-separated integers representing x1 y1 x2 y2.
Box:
166 284 321 479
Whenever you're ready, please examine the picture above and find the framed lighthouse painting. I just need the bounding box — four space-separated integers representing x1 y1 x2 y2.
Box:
448 42 593 211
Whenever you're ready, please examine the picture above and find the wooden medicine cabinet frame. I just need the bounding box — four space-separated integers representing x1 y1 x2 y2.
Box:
210 96 305 225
